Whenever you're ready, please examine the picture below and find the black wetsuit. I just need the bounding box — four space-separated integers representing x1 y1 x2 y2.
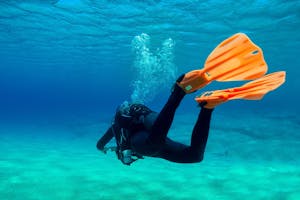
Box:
96 83 213 164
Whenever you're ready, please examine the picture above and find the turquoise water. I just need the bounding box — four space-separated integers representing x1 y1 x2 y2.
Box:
0 1 300 199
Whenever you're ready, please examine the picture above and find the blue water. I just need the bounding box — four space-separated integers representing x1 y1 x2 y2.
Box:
0 1 300 199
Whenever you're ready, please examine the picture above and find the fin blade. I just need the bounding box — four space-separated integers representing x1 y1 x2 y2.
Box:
179 33 269 93
195 71 286 106
204 33 268 81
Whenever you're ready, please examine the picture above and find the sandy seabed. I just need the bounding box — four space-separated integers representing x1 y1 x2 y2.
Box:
1 110 299 200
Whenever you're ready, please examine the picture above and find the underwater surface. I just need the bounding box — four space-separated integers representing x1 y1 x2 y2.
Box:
0 0 300 199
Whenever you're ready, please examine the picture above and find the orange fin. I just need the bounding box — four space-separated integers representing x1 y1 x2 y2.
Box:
195 71 286 108
179 33 268 93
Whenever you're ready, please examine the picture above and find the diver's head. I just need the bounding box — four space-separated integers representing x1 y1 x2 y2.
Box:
114 101 152 129
117 101 131 115
115 101 133 129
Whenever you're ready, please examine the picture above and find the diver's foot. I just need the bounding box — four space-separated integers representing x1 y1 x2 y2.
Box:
198 99 226 109
177 70 209 93
175 73 198 94
198 102 215 112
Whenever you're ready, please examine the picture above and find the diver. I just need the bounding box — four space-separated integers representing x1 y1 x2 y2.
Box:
96 74 214 165
96 33 285 165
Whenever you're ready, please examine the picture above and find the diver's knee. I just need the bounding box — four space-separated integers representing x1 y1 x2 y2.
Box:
96 140 102 151
191 152 204 163
196 154 204 162
192 156 204 163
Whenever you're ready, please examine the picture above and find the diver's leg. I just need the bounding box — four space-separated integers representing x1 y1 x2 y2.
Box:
157 108 213 163
189 107 213 160
148 75 186 146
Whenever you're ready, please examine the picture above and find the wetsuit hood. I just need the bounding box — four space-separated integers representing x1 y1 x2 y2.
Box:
114 101 153 130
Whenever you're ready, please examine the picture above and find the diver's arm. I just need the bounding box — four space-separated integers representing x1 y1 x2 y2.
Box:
143 112 158 131
96 126 114 152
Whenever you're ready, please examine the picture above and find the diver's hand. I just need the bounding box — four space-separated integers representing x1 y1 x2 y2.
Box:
102 147 117 154
102 147 109 154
